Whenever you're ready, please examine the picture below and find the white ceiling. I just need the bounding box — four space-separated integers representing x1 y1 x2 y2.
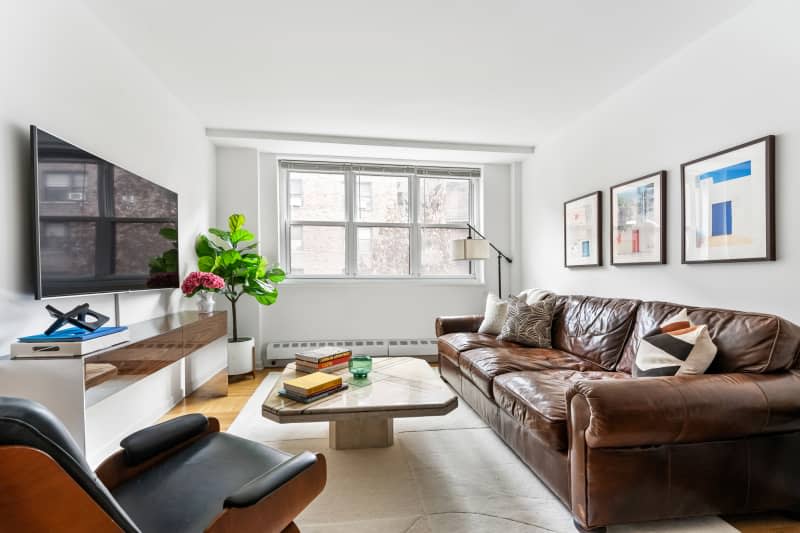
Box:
83 0 750 148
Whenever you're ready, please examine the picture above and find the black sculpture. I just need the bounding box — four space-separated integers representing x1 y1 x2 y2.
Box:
44 303 110 336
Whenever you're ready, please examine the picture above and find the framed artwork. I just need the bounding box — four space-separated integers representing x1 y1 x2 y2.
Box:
610 171 666 265
564 191 602 267
681 135 775 263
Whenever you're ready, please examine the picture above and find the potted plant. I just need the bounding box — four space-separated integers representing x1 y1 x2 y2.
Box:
180 271 225 313
194 213 285 376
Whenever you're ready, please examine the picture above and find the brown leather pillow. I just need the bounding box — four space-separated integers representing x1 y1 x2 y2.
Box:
497 295 555 348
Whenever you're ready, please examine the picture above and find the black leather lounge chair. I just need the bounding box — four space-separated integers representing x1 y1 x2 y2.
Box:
0 396 326 533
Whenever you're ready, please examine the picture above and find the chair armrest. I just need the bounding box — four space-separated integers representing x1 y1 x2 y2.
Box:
224 451 318 508
566 371 800 448
120 413 209 466
435 315 484 336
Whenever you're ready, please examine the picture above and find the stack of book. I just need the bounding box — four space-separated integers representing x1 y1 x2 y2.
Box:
279 372 348 403
294 347 351 374
11 326 130 358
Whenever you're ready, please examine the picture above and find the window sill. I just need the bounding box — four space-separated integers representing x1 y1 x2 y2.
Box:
280 277 485 288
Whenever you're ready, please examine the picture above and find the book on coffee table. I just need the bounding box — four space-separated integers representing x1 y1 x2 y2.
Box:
294 347 352 374
278 384 349 403
294 356 350 374
283 371 342 397
295 347 352 364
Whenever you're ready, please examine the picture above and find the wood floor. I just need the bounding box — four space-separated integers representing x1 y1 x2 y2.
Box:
163 369 800 533
161 369 270 430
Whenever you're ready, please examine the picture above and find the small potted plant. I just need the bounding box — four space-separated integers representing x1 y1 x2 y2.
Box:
181 271 225 313
194 213 285 377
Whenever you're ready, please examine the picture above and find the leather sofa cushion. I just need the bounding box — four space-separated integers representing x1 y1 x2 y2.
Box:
551 295 640 370
494 370 629 451
438 332 520 365
113 432 293 533
617 301 800 374
459 347 604 399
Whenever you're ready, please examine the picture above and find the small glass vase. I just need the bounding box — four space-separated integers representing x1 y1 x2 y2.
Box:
348 355 373 380
196 291 216 314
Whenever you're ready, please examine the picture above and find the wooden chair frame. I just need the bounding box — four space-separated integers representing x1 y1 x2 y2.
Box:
2 417 326 533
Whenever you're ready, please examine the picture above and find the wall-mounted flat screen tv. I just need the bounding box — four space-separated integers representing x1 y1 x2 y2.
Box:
31 126 179 299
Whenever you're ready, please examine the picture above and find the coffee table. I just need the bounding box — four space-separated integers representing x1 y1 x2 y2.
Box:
262 357 457 449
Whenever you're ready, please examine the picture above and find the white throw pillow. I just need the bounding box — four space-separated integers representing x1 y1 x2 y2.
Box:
633 308 718 377
518 288 555 306
478 293 508 335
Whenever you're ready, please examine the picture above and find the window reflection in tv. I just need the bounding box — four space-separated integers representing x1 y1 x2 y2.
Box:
32 127 179 298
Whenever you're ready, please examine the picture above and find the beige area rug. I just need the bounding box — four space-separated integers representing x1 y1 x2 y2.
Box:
228 374 738 533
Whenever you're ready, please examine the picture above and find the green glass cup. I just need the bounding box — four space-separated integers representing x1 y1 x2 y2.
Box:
348 355 372 379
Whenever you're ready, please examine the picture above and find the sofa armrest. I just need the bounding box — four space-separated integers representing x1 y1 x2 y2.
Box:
435 315 484 336
566 371 800 448
224 451 318 508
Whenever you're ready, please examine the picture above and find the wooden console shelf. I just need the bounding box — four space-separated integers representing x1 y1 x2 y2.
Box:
85 311 227 402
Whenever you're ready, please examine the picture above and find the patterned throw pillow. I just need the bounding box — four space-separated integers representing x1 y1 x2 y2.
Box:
478 293 508 335
497 295 555 348
633 309 718 377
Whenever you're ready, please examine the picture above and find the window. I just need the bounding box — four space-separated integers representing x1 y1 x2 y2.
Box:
280 160 479 278
44 171 88 202
289 177 304 207
358 181 373 215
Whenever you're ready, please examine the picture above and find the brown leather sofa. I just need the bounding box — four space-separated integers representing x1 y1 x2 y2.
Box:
436 295 800 532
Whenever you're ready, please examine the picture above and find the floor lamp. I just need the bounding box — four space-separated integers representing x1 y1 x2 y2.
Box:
451 223 513 296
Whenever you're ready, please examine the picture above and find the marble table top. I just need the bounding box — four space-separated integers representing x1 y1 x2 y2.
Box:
262 357 458 423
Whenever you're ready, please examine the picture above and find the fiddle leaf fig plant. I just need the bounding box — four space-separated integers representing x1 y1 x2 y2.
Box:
195 213 285 341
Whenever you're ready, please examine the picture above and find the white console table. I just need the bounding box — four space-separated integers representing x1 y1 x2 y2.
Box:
0 311 228 466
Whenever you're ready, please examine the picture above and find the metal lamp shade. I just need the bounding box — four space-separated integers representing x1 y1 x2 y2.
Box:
451 238 490 261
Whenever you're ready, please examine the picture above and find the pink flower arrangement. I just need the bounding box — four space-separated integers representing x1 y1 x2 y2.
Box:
181 271 225 297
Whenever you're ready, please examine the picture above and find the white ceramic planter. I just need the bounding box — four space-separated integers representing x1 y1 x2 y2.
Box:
227 337 255 376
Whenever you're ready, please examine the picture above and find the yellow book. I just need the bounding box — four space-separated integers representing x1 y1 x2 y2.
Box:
283 372 342 396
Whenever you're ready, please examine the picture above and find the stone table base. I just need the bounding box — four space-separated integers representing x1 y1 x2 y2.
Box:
329 417 394 449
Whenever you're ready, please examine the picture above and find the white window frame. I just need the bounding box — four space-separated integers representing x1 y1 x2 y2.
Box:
278 159 482 280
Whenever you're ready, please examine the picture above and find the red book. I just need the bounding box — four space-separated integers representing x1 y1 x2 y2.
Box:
296 353 350 368
295 348 352 364
295 361 349 374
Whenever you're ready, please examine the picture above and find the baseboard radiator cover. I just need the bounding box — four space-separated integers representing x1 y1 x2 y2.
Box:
264 338 438 367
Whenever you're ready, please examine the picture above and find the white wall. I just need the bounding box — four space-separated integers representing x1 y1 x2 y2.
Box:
520 0 800 323
215 148 261 347
215 147 517 362
0 0 215 354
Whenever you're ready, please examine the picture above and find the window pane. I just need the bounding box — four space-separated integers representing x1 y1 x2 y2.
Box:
40 221 97 276
115 222 177 277
356 174 409 222
289 225 345 275
289 177 304 207
357 226 410 275
288 172 345 221
113 168 178 218
420 178 470 224
420 227 470 275
38 162 99 217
